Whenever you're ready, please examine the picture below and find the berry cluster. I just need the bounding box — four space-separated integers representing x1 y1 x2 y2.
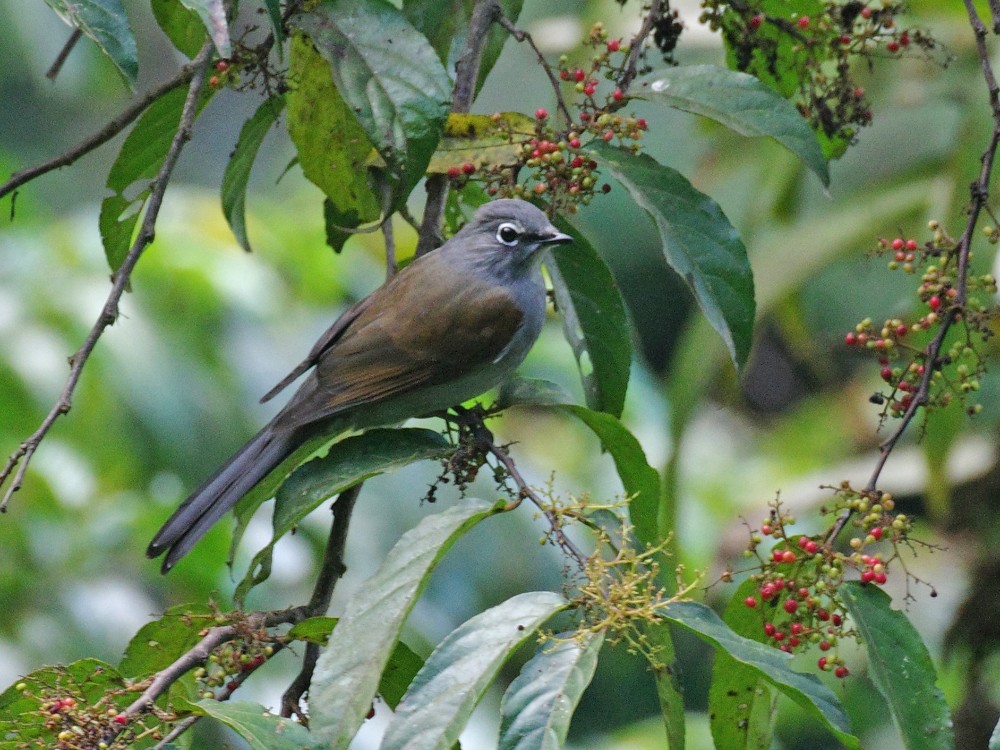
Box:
740 492 914 677
11 679 139 749
193 639 274 700
698 1 939 150
845 223 997 419
445 22 648 215
208 58 235 89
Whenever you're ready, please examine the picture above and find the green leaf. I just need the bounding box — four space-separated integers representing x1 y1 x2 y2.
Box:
222 94 286 252
498 631 603 750
43 0 138 87
286 33 380 231
100 86 212 270
559 405 660 550
708 579 778 749
661 600 860 748
119 603 216 678
287 616 338 645
151 0 207 58
548 218 631 418
381 592 568 750
308 498 502 748
591 142 756 369
263 0 284 58
191 700 318 750
236 428 452 600
404 0 522 93
175 0 230 57
841 583 955 750
292 0 452 203
426 112 535 174
0 659 129 747
644 65 828 186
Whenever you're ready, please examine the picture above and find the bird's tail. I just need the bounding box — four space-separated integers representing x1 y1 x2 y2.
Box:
147 424 295 572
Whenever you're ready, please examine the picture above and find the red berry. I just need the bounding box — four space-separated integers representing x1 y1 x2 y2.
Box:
215 60 229 72
584 84 597 96
905 238 918 251
781 550 797 564
535 108 549 120
761 523 772 535
844 332 858 346
784 598 799 614
928 295 941 311
891 237 904 250
602 130 614 142
818 656 828 669
367 704 376 720
749 14 763 30
571 156 584 168
574 69 585 82
798 587 810 599
773 631 786 641
613 88 623 102
861 570 875 583
745 596 758 608
761 583 777 600
874 572 888 584
899 31 910 47
832 614 843 626
797 536 809 549
870 527 883 541
636 118 648 130
791 622 804 635
114 714 128 725
764 623 776 636
607 39 621 52
835 666 850 678
840 34 852 45
861 6 872 19
789 636 801 647
209 75 220 87
797 16 810 28
817 609 830 621
447 166 461 178
819 640 831 651
569 138 581 149
560 69 570 81
881 367 893 381
462 162 476 175
805 540 819 554
772 549 784 562
887 40 900 53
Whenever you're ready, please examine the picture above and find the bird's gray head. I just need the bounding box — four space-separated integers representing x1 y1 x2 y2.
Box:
449 199 572 276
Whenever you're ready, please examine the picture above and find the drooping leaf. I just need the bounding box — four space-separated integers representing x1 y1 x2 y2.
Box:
286 33 380 232
43 0 138 87
498 631 603 750
222 94 286 252
263 0 284 58
548 218 631 418
100 86 212 271
235 428 452 600
292 0 451 204
381 592 568 750
191 700 318 750
404 0 521 93
175 0 230 57
841 583 955 750
644 65 828 186
591 142 756 369
151 0 207 58
426 112 535 174
308 498 502 748
661 600 860 748
0 660 130 747
119 603 216 678
708 579 778 750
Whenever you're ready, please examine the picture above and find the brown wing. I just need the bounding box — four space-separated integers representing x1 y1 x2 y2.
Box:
272 253 524 430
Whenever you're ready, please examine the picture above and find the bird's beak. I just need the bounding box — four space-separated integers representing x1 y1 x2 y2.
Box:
540 228 573 245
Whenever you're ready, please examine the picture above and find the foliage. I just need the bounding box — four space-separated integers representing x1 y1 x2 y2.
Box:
0 0 997 749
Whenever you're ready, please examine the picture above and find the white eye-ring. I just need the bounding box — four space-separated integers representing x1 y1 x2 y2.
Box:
496 222 521 246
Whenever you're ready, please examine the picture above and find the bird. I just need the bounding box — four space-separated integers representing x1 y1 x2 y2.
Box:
147 199 572 571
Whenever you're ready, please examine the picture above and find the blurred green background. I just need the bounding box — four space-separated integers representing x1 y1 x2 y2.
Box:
1 1 998 747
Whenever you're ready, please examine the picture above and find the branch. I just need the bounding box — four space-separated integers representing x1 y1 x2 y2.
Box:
281 483 363 720
0 64 200 203
0 41 214 511
415 0 500 257
619 0 668 94
496 15 573 125
826 2 1000 545
46 28 82 81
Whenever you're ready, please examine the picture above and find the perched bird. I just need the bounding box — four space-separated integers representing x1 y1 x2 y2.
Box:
147 199 572 571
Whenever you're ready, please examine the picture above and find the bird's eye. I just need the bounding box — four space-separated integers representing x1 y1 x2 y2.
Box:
496 223 520 246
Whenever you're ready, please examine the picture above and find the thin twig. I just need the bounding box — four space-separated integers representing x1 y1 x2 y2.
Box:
46 28 82 81
496 16 573 125
281 484 363 720
0 41 214 511
827 1 1000 546
415 0 500 257
0 65 199 203
619 0 667 93
382 213 397 280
